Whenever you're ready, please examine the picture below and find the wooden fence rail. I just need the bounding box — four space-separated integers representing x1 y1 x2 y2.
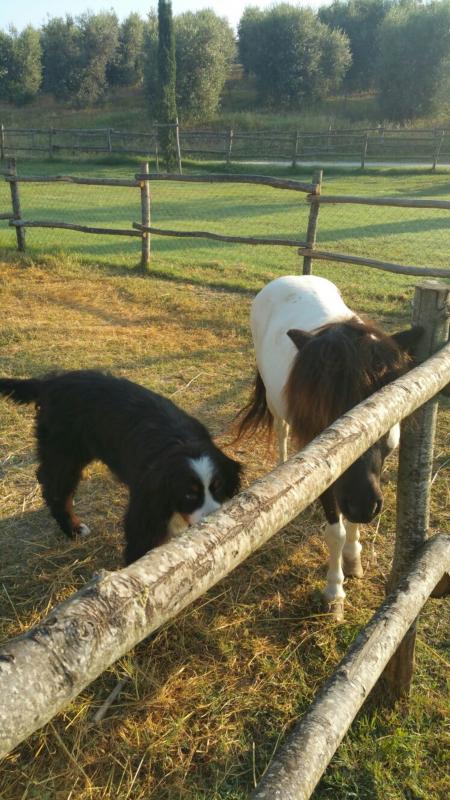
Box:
1 124 450 169
3 164 450 278
0 333 449 760
252 533 450 800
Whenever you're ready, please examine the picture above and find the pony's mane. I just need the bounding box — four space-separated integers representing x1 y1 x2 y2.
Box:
285 316 409 447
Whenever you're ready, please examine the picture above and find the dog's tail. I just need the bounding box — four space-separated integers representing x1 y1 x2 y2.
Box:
235 369 273 440
0 377 42 405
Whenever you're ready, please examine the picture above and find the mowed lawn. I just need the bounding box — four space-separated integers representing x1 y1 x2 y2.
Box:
0 163 449 800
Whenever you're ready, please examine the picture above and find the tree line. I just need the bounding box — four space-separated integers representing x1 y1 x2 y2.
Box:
0 1 450 122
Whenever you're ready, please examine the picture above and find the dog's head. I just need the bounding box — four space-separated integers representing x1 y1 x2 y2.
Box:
132 442 242 547
168 446 241 528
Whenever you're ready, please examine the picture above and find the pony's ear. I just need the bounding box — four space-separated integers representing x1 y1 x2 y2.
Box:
391 325 425 357
287 329 313 351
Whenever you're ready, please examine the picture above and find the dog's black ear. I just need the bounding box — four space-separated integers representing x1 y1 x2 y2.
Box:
124 467 171 565
219 452 242 499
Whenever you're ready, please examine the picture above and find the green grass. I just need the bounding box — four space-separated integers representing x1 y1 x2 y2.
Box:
0 161 449 799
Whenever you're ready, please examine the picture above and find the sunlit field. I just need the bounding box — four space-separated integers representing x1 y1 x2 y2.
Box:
0 161 449 799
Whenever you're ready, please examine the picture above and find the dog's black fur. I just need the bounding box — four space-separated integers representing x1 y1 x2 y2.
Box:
0 370 241 564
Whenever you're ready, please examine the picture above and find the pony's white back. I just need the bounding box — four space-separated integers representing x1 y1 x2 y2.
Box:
251 275 354 421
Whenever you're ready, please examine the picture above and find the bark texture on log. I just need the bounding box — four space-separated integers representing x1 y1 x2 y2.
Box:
251 534 450 800
0 343 449 758
383 281 450 699
134 172 315 193
307 194 450 210
296 247 450 279
133 222 307 248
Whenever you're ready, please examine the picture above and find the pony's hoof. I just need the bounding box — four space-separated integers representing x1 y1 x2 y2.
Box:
324 597 345 622
343 557 364 579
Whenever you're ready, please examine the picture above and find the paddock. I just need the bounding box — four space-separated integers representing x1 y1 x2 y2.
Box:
2 247 446 796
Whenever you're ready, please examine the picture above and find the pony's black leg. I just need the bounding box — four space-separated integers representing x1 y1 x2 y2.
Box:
319 487 346 616
123 491 169 565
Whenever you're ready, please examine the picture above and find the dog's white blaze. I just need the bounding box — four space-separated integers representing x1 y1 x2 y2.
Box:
188 455 221 523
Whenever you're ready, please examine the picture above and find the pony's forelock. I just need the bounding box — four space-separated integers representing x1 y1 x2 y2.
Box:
285 317 409 447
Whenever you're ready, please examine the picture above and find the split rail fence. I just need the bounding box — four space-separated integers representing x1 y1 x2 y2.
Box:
0 281 449 800
2 160 450 281
2 123 450 169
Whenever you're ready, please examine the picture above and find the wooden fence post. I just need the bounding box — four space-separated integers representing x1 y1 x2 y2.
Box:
292 130 300 168
140 161 151 270
432 129 445 171
0 124 5 161
226 128 234 165
154 127 160 173
175 117 182 175
382 279 450 701
7 158 25 252
107 128 112 154
48 128 55 159
302 169 322 275
361 132 369 169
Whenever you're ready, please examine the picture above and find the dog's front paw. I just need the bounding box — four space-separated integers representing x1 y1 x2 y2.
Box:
74 523 91 537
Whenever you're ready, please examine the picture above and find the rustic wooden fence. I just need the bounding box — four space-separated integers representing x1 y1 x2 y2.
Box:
3 161 450 280
1 123 450 169
0 281 449 800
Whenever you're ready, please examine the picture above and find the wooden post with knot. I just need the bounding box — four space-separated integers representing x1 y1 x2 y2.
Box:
302 169 322 275
382 279 450 700
139 161 151 270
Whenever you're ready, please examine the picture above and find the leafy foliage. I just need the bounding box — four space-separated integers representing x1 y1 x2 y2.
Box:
377 0 450 121
108 13 145 88
319 0 391 91
0 26 42 104
238 4 351 107
175 10 235 120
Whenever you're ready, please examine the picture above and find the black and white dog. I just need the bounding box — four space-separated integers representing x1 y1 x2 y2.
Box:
0 370 241 564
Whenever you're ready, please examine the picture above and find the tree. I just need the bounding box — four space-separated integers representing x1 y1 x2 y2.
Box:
238 6 265 77
239 4 351 107
156 0 178 170
0 31 14 100
377 1 450 121
41 16 82 101
175 10 235 120
319 0 391 91
1 26 42 104
74 12 119 106
108 13 145 87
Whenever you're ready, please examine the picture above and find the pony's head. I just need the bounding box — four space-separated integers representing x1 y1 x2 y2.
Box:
286 318 423 523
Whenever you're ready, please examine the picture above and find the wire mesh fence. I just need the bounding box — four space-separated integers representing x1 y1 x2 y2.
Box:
2 125 450 168
1 164 449 288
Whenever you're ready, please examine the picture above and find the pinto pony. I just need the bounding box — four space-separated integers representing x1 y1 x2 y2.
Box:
238 275 423 610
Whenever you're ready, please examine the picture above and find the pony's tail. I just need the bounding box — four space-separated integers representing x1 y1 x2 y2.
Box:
0 377 42 405
235 370 273 440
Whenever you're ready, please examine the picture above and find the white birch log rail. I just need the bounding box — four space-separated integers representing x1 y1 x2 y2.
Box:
251 533 450 800
0 341 448 759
